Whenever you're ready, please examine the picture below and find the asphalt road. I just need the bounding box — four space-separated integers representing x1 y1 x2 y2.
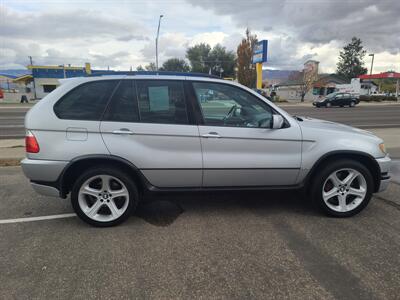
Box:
1 103 400 139
1 166 400 299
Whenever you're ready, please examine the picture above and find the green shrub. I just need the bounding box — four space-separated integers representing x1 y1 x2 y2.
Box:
359 95 397 102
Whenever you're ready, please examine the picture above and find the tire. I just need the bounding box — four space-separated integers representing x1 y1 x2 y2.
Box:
310 159 374 217
350 101 355 107
71 166 139 227
326 102 331 108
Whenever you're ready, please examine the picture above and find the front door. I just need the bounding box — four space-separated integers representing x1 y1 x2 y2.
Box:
191 81 302 187
100 79 202 188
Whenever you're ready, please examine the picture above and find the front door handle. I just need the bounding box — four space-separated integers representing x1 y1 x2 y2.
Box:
112 128 134 135
201 132 221 138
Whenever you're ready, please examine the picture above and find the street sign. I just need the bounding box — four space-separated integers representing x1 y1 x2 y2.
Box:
252 40 268 64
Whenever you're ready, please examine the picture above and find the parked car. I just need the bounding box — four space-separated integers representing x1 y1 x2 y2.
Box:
313 92 359 108
22 74 391 226
0 89 4 99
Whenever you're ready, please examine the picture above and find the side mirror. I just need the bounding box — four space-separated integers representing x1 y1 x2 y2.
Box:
272 114 284 129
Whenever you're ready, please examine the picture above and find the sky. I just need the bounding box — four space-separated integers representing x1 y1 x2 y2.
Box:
0 0 399 73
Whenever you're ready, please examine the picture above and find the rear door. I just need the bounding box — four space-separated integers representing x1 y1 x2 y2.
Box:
100 79 202 188
191 81 302 187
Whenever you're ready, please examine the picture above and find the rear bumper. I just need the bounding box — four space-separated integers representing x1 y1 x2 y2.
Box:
21 158 68 182
376 155 392 192
21 158 68 197
31 182 60 197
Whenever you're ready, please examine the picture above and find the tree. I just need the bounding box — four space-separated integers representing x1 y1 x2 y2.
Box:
299 71 318 102
208 44 236 77
237 28 258 88
161 58 190 72
136 65 145 71
186 43 236 77
186 43 212 73
144 62 157 71
336 37 368 80
289 68 318 102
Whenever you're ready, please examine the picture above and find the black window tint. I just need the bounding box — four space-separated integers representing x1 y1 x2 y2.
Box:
136 80 188 124
54 80 118 120
103 80 139 122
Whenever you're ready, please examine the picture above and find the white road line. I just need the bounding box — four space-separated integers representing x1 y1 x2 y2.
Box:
0 117 25 120
355 124 400 128
0 213 76 224
0 125 25 128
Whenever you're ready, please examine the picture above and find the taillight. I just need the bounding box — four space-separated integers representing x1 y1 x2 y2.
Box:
25 130 40 153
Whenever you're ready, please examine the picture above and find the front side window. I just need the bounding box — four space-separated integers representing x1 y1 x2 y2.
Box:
193 82 273 128
136 80 188 124
54 80 118 120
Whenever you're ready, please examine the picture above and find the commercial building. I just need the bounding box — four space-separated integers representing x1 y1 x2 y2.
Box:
27 63 93 99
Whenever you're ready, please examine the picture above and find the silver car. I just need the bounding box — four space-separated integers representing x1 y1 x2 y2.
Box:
21 74 391 226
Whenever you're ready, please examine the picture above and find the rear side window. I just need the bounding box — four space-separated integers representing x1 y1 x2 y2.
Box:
136 80 188 124
103 80 139 122
54 80 118 120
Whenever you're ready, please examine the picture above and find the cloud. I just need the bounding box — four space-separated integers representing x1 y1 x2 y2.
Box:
186 0 400 54
0 6 149 42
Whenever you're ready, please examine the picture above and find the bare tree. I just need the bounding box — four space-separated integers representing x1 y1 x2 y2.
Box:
291 69 318 102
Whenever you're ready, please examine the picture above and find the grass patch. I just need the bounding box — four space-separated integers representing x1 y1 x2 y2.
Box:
0 159 21 167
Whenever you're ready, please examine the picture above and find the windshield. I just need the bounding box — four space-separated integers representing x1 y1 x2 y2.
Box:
326 92 337 98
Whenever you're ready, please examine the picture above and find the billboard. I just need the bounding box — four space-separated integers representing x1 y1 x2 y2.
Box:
252 40 268 64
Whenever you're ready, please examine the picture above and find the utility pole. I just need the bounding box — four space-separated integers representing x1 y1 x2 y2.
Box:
155 14 163 71
29 56 37 99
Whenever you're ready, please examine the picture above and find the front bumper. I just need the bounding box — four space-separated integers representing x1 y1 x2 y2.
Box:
376 155 392 192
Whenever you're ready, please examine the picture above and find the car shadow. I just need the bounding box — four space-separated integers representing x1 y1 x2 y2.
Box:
134 190 319 227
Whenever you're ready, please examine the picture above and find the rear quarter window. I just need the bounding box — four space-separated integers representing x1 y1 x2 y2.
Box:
54 80 118 120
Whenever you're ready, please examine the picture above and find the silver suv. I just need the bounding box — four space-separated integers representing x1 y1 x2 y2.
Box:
22 74 391 226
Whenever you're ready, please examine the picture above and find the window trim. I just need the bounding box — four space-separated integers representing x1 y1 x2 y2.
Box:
188 80 289 129
53 80 120 121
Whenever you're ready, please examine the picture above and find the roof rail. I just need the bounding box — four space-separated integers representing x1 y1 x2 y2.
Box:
87 70 220 79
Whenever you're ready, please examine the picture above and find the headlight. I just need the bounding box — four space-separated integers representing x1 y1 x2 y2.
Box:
379 143 387 154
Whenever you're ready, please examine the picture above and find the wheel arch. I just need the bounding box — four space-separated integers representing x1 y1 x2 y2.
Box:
58 155 150 198
304 150 381 193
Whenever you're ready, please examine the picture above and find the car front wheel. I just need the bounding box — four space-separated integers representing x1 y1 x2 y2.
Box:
326 102 332 108
311 159 373 217
71 167 138 227
350 101 355 107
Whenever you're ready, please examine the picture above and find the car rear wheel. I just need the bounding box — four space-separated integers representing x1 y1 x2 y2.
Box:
311 159 373 217
71 167 138 227
326 102 332 108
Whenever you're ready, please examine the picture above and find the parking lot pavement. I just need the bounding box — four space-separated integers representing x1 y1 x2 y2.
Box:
1 166 400 299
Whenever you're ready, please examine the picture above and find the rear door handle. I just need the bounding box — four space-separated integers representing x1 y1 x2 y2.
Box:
201 132 221 138
112 128 134 135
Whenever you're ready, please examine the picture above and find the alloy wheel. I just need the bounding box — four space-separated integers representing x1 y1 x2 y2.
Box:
78 175 130 222
322 168 367 212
